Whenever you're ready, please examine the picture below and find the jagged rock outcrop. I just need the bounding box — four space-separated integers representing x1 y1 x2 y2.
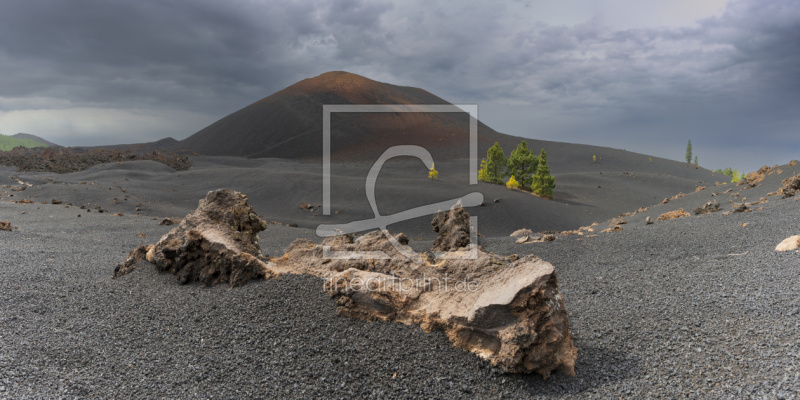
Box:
114 192 576 377
431 203 474 251
274 204 577 378
114 189 275 286
779 174 800 198
745 166 771 187
776 235 800 252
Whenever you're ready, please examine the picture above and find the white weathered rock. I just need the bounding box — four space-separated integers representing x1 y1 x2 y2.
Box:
510 228 533 237
276 204 577 378
775 235 800 252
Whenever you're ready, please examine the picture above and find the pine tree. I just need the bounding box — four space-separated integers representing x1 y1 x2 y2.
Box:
686 140 693 163
485 142 508 184
506 141 538 188
506 175 519 189
428 162 438 180
531 148 556 199
694 155 698 166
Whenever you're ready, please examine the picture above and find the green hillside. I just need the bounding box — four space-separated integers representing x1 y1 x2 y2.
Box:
0 134 49 151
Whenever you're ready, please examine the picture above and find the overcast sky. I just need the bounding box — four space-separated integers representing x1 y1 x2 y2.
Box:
0 0 798 172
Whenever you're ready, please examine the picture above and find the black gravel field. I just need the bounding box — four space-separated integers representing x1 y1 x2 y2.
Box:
2 177 800 399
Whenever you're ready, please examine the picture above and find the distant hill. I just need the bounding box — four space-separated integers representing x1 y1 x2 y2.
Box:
0 133 50 151
10 133 59 147
92 137 182 152
178 71 507 160
176 71 712 178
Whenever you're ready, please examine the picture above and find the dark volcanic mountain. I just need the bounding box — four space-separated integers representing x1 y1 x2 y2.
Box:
178 71 505 160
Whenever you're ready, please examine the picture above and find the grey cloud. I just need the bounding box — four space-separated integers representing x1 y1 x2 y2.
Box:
0 0 798 171
0 0 330 111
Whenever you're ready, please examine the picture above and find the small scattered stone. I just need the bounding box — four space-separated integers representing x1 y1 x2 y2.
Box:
775 235 800 252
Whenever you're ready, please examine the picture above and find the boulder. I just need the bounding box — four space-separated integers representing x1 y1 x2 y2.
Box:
694 201 720 215
603 217 627 232
775 235 800 252
516 234 557 244
731 203 750 213
325 255 576 378
0 221 16 231
114 189 276 286
510 228 533 237
645 216 654 225
276 205 577 378
159 217 176 226
516 235 533 244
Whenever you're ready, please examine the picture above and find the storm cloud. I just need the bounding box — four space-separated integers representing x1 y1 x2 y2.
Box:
0 0 797 171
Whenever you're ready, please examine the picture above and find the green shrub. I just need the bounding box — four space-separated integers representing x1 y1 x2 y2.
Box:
478 158 490 182
428 163 438 180
506 175 519 189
